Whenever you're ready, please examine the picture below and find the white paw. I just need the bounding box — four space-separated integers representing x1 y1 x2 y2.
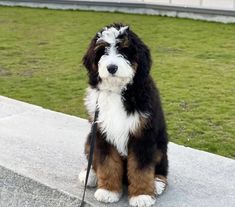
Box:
154 178 166 195
129 195 156 207
94 188 121 203
79 168 97 187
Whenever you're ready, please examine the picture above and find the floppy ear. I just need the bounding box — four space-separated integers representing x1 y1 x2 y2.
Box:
136 44 151 77
129 31 152 83
82 36 100 87
82 36 97 72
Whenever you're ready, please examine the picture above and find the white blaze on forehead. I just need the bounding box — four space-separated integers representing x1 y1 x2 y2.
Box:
97 26 129 44
96 25 133 87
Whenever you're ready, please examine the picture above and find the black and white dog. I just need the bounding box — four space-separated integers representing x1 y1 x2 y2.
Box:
79 23 168 207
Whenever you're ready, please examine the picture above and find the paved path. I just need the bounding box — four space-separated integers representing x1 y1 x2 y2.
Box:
0 0 235 23
69 0 235 10
148 0 235 10
0 96 235 207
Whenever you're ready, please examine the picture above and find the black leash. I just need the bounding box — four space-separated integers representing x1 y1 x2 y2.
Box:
80 102 99 207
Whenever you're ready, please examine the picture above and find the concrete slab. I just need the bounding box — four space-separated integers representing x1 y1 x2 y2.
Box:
0 165 86 207
0 96 235 207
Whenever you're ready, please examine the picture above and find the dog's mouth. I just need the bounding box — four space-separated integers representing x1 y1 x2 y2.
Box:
102 73 117 78
98 75 133 93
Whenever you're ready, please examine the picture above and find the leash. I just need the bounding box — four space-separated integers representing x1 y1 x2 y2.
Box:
80 100 99 207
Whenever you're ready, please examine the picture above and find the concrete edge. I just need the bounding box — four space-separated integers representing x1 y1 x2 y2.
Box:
0 95 88 123
0 165 92 207
0 0 235 23
0 95 234 162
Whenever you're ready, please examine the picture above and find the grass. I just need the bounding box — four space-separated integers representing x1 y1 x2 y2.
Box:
0 6 235 158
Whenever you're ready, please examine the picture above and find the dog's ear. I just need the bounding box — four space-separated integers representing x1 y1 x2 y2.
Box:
82 36 99 86
82 36 97 72
129 31 152 83
136 44 151 77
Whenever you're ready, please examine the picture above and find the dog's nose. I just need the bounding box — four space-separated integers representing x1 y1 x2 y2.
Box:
107 64 118 74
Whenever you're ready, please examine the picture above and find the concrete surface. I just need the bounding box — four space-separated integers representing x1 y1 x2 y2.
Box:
0 0 235 23
0 166 85 207
0 95 235 207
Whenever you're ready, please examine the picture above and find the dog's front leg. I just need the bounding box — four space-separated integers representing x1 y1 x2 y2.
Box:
94 146 123 203
128 148 156 207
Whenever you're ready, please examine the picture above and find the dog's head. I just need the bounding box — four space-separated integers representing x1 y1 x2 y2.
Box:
83 23 151 92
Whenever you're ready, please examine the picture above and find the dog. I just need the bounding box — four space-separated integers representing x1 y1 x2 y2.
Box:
79 23 168 207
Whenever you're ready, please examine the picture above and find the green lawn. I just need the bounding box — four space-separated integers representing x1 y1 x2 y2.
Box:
0 6 234 158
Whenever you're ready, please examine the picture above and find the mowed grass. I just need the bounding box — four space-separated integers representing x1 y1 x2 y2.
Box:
0 6 235 158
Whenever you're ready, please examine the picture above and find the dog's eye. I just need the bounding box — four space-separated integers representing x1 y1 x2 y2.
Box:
94 42 110 51
118 47 136 62
119 47 129 56
116 36 129 49
94 47 105 64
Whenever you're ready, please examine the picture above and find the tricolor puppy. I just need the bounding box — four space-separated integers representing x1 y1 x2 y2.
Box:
79 23 168 207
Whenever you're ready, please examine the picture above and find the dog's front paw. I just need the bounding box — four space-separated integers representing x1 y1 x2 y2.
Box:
94 188 122 203
154 177 167 195
129 195 156 207
79 168 97 187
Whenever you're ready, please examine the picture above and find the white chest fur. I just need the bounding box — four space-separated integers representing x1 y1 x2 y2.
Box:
85 88 141 156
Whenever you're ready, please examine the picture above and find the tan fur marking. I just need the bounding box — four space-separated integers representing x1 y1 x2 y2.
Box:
96 147 123 192
155 150 163 163
121 36 130 48
131 115 149 138
85 142 97 171
128 151 155 196
155 175 167 183
94 41 109 51
132 62 138 71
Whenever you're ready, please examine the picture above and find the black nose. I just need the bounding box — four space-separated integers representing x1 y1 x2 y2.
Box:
107 64 118 74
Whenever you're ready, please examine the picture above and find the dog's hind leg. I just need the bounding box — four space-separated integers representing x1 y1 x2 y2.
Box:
79 167 97 187
154 152 168 195
154 175 167 196
79 137 98 187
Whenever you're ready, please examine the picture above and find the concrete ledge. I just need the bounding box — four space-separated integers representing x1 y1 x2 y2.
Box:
0 0 235 23
0 166 86 207
0 96 235 206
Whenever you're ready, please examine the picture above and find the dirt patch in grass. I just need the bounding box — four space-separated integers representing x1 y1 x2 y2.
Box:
0 67 12 76
18 69 35 77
